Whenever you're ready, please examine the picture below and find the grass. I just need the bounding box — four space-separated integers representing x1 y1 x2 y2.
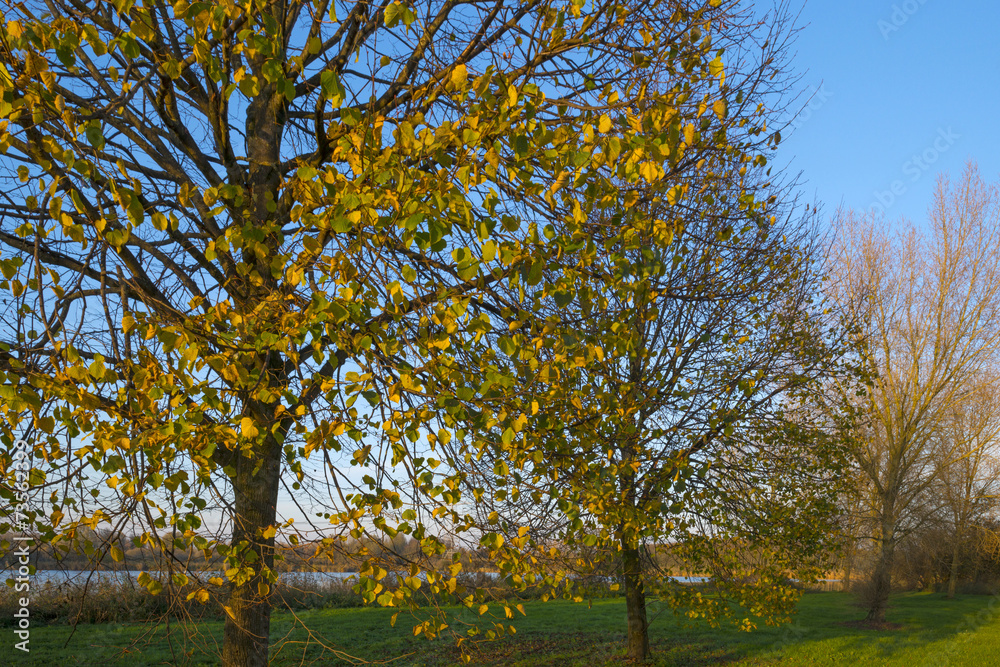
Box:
9 591 1000 666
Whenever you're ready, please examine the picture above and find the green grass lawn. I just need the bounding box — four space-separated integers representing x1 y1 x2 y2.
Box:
10 591 1000 666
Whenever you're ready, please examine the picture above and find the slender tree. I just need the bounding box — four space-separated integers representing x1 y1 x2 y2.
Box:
432 3 853 659
937 379 1000 598
449 111 848 662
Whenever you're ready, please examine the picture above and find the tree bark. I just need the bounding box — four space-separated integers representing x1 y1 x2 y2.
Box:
865 520 895 623
947 526 962 598
222 435 281 667
221 7 288 659
622 539 651 662
842 535 855 593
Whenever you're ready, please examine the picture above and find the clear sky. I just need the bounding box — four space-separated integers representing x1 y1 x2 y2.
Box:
777 0 1000 226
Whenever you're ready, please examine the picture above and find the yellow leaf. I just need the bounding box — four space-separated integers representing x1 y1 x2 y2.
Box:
241 417 259 438
639 161 657 182
484 147 500 169
709 56 725 85
667 185 685 205
598 114 612 133
451 64 468 88
713 99 727 121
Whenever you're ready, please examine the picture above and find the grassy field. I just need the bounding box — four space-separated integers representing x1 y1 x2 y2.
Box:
9 591 1000 666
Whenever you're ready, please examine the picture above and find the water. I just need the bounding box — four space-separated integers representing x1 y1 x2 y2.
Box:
7 571 808 587
4 569 362 586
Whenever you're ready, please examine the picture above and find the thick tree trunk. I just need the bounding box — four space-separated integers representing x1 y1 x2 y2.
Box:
622 539 650 662
224 10 288 661
865 522 895 623
222 436 281 667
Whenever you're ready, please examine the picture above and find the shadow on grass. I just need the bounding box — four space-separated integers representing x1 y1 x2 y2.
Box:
15 591 1000 666
719 591 1000 667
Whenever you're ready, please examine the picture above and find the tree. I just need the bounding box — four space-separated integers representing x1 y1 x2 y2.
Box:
454 165 847 663
828 164 1000 623
937 379 1000 598
0 0 747 663
436 3 851 656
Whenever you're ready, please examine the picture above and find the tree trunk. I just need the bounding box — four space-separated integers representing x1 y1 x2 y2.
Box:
842 540 854 592
222 436 281 667
622 539 650 662
947 527 962 598
865 524 895 623
223 12 288 661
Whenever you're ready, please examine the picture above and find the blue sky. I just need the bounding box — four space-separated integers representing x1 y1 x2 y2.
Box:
777 0 1000 226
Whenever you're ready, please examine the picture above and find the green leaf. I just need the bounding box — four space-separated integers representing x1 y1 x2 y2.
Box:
162 59 183 80
85 121 105 150
320 71 345 106
525 258 544 286
384 1 403 27
553 289 574 308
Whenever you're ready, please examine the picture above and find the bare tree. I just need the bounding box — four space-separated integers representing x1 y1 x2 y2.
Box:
937 377 1000 597
828 163 1000 622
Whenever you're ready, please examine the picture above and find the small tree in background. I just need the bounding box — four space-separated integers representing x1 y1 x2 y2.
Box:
933 380 1000 597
